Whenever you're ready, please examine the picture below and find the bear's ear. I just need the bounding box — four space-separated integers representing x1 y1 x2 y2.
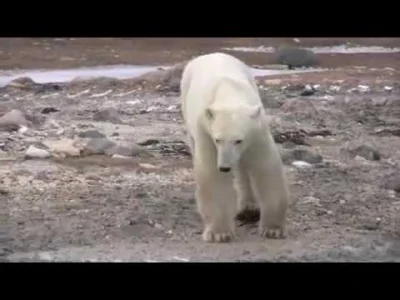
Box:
250 105 262 119
205 108 214 120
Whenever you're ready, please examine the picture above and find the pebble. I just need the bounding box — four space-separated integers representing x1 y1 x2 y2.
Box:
112 154 131 159
18 125 28 134
263 79 282 85
38 252 53 261
384 86 393 91
301 196 320 205
93 108 121 123
358 85 370 92
106 143 153 158
385 176 400 192
41 107 59 114
139 163 158 169
0 149 7 158
281 146 323 165
78 130 106 139
350 145 381 161
25 145 51 159
292 161 312 168
43 139 81 157
85 174 101 181
36 171 50 180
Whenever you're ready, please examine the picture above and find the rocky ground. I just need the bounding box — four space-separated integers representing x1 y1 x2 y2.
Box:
1 38 400 262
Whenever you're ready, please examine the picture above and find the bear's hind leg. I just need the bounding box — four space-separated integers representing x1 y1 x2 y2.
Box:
249 164 289 239
234 162 260 225
193 137 236 243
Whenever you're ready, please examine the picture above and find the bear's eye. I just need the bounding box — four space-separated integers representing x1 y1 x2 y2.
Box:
234 140 243 144
215 139 221 144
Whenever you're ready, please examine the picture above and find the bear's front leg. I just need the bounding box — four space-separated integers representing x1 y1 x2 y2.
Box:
234 161 260 225
193 144 236 243
249 161 289 239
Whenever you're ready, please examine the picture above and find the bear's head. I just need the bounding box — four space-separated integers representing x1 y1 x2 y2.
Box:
205 104 263 173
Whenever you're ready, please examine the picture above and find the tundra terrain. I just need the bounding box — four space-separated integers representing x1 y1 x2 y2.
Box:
1 38 399 262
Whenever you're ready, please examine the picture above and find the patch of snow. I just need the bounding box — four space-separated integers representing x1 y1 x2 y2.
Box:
222 45 400 54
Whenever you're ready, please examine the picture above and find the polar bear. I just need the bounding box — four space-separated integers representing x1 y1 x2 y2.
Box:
180 52 289 243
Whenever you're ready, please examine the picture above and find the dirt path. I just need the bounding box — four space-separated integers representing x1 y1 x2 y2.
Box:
1 38 400 262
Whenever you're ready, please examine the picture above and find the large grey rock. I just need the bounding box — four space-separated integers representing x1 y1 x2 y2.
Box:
83 138 116 155
25 145 52 159
384 175 400 192
7 77 36 89
42 139 81 157
347 144 381 161
0 109 28 131
272 47 319 69
78 130 106 139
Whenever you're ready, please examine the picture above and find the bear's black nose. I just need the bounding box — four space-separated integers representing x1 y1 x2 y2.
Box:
219 167 231 173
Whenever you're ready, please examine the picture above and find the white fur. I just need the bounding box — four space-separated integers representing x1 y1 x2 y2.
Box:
180 52 289 243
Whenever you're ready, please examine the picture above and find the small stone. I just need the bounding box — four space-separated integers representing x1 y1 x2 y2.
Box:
25 145 51 159
0 123 19 132
371 97 388 106
85 174 101 181
0 188 9 195
41 107 59 114
38 252 53 261
36 171 50 180
83 138 116 155
384 176 400 192
292 161 312 168
105 143 153 158
18 125 28 134
78 130 106 139
264 79 282 85
358 85 370 92
363 223 379 231
339 200 346 205
139 163 158 169
0 149 7 158
112 154 131 159
349 145 381 161
32 141 51 150
93 108 121 123
384 86 393 91
7 77 36 89
281 146 323 165
302 196 320 205
137 139 160 146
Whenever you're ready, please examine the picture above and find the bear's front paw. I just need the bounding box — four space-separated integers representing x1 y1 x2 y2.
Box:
202 228 235 243
260 225 286 239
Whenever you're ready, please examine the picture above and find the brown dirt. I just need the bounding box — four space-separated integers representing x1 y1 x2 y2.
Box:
2 38 400 262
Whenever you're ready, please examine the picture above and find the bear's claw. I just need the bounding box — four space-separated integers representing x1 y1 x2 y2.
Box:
202 230 235 243
260 226 286 239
